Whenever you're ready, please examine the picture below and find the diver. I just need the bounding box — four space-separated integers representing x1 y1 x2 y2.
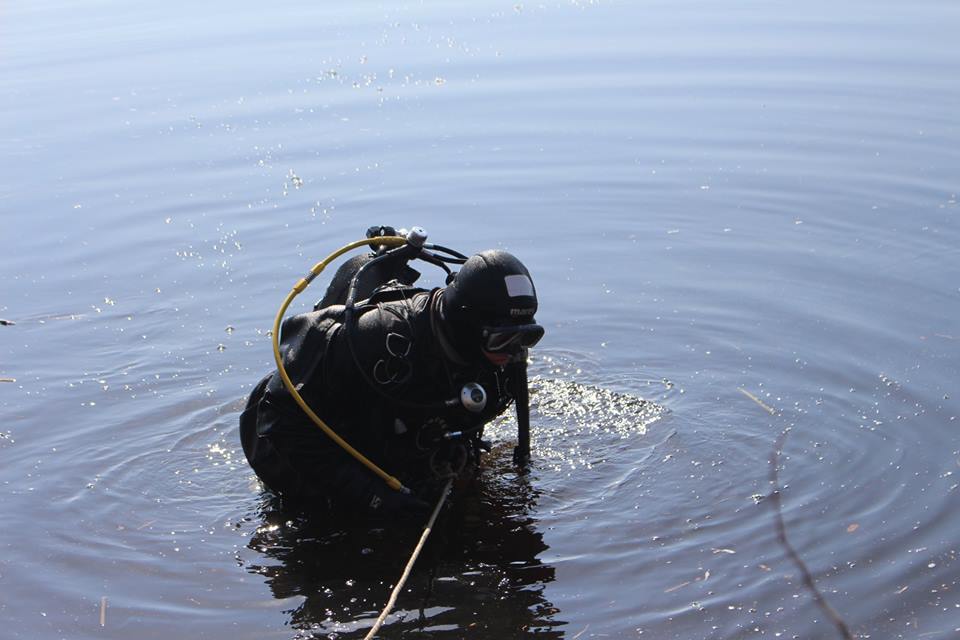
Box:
239 226 544 518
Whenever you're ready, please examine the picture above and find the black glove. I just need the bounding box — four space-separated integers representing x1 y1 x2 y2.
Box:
331 462 430 519
365 484 431 520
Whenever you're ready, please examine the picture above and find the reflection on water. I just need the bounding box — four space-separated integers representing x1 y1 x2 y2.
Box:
241 373 663 637
245 445 563 638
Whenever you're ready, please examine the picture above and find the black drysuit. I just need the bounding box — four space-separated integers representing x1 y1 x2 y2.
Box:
240 275 526 516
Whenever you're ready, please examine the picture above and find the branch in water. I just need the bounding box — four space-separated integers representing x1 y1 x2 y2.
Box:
769 428 854 640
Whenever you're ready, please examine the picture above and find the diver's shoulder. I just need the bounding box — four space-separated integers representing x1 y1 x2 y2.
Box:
365 282 434 306
280 304 346 338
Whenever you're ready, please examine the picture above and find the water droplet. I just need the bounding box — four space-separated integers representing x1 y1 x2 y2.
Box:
289 170 303 189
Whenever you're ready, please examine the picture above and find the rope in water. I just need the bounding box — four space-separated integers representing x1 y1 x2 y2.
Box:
363 477 454 640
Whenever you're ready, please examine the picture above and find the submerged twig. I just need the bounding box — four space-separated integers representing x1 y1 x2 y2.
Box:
769 428 853 640
740 387 853 638
99 596 107 627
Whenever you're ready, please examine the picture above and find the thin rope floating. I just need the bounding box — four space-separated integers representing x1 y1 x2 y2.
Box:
363 478 454 640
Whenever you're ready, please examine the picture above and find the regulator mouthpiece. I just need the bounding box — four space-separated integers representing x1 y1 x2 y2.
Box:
460 382 487 413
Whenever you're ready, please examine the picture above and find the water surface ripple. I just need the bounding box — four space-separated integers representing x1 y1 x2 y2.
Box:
2 0 959 638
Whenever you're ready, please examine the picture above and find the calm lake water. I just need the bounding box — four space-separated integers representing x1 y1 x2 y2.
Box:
2 1 959 638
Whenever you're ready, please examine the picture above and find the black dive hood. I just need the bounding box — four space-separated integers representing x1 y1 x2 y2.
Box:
440 250 540 359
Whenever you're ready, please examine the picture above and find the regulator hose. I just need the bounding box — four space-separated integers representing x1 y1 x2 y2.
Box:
271 235 409 493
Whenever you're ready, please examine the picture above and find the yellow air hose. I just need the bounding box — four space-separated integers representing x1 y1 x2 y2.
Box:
271 235 409 493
